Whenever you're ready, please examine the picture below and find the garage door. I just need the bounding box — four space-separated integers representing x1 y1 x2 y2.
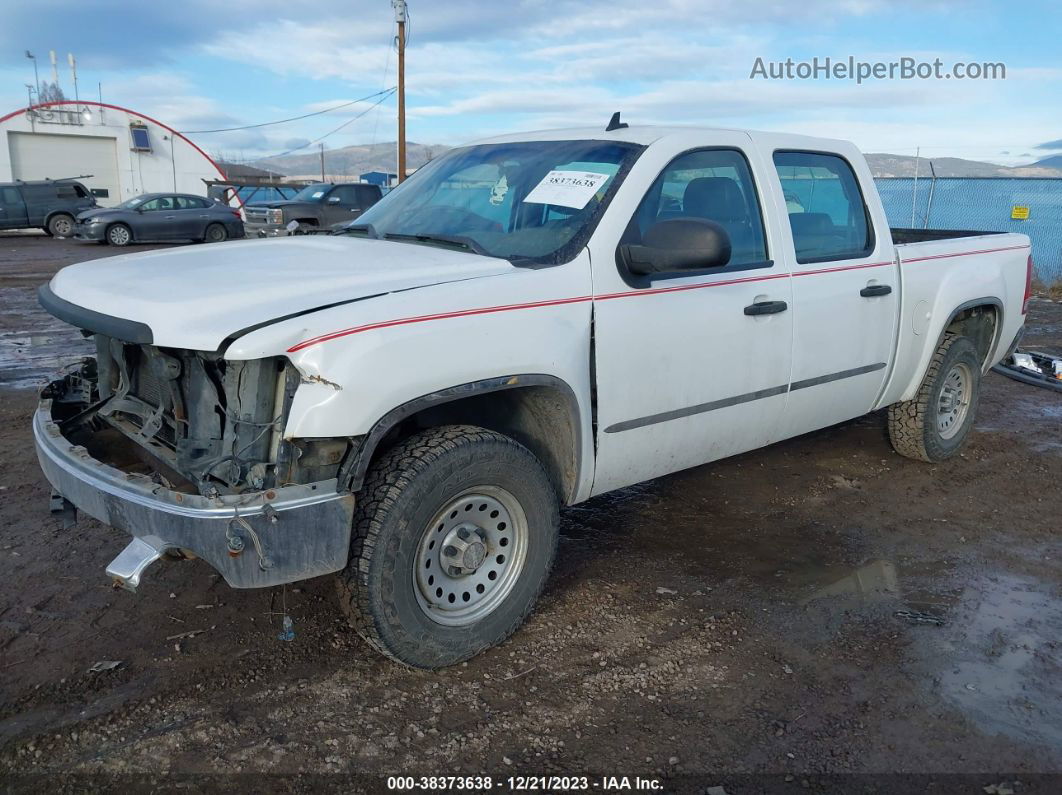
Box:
8 132 121 206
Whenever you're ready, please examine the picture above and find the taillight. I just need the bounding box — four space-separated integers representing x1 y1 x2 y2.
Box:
232 209 242 219
1022 254 1033 314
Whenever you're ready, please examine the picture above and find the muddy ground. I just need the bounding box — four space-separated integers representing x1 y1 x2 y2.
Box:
1 233 1060 791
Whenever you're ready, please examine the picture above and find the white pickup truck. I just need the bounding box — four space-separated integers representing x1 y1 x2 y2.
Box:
35 121 1033 668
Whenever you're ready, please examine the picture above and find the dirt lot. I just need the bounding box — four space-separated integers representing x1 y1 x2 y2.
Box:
1 234 1060 791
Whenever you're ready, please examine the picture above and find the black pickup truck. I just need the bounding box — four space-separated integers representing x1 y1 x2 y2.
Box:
242 182 382 237
0 179 98 236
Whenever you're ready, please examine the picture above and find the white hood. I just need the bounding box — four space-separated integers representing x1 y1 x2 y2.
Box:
47 236 515 351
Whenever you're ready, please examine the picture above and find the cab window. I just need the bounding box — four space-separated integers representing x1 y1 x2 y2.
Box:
773 151 872 263
623 148 769 268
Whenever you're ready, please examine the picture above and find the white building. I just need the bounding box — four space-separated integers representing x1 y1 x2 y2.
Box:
0 100 226 206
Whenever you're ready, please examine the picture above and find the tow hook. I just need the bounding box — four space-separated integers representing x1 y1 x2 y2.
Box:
105 537 164 592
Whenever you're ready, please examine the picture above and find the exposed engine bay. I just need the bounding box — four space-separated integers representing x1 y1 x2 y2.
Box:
45 335 357 497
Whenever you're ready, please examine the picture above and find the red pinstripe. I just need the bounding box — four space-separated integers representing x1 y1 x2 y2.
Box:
286 243 1029 353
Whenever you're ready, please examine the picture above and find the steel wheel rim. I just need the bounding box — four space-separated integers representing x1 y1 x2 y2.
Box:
208 226 225 242
413 486 528 627
110 227 129 245
54 218 72 235
937 362 972 439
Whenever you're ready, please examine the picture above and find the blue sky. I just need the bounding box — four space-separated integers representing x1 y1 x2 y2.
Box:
1 0 1059 165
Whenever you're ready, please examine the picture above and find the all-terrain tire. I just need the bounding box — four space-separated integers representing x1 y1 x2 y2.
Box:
47 213 74 237
888 332 982 462
336 425 559 669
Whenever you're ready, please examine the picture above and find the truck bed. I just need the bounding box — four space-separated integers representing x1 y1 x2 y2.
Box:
890 227 1008 245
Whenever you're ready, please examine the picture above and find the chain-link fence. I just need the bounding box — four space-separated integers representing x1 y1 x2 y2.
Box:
875 177 1062 285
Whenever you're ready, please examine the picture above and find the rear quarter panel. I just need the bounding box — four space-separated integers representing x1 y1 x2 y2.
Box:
877 233 1030 406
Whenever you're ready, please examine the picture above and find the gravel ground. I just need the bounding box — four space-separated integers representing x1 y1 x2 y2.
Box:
0 234 1060 791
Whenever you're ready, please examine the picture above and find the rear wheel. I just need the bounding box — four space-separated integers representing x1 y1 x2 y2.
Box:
337 425 559 669
106 223 132 247
203 223 228 243
888 332 982 462
47 214 74 237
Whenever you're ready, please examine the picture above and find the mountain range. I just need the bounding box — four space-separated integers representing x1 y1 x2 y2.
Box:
246 143 1062 180
250 142 450 181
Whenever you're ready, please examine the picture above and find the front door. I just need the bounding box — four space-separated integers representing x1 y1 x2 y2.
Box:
589 138 795 496
0 186 27 229
136 196 177 240
759 143 900 439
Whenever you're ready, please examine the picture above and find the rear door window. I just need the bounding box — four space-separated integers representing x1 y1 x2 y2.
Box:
773 151 873 263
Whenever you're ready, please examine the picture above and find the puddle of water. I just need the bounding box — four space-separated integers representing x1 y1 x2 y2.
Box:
931 575 1062 749
0 287 93 389
800 558 899 604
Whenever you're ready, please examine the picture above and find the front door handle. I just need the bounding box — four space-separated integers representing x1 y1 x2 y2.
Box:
860 284 893 297
744 300 788 316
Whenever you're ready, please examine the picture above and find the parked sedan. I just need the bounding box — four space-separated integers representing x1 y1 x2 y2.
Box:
73 193 244 247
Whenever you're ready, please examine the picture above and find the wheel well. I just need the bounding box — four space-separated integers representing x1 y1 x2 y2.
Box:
294 218 319 226
945 303 1000 369
351 381 581 505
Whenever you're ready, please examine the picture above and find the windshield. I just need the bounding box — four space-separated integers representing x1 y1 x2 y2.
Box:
115 195 149 210
290 184 330 202
349 140 643 263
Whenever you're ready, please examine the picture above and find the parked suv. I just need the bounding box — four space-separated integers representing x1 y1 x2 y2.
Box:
243 182 382 237
0 179 98 237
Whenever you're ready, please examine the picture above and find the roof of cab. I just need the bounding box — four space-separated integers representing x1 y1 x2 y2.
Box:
468 124 854 152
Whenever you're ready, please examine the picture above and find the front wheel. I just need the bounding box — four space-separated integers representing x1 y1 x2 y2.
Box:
106 223 132 247
888 332 982 462
337 426 559 668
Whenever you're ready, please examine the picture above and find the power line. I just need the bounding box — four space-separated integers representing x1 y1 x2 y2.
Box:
233 88 397 164
179 87 396 134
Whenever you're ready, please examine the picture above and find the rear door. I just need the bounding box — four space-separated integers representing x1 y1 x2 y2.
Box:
753 137 900 439
0 186 28 229
323 186 363 225
589 134 795 495
173 196 211 238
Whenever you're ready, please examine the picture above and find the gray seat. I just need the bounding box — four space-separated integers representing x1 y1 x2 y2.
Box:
681 177 756 263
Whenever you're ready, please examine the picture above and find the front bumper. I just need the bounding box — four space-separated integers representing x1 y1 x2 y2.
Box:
72 221 106 241
244 221 288 238
33 398 355 589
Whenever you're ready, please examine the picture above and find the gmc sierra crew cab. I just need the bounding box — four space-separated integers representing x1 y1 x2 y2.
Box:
34 123 1033 668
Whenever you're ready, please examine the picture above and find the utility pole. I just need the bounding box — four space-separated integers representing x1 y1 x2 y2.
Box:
25 52 39 105
393 0 407 183
320 143 326 181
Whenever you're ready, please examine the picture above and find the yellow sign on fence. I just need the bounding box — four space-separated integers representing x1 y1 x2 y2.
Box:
1011 205 1030 220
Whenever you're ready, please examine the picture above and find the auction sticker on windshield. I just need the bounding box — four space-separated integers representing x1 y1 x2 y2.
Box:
523 170 611 209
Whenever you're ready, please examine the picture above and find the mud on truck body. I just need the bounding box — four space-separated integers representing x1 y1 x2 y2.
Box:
35 122 1032 668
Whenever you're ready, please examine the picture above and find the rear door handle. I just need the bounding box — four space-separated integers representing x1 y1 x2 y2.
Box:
860 284 892 297
744 300 788 316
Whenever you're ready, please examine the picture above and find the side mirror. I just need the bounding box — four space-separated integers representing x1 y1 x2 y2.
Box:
618 218 731 276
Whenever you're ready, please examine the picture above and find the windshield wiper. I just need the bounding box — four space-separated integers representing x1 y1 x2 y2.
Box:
382 232 493 257
335 222 380 238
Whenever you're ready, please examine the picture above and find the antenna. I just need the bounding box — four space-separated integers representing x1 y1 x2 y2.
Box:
606 112 628 132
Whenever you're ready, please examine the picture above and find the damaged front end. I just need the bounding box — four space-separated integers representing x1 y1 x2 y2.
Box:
35 337 357 590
